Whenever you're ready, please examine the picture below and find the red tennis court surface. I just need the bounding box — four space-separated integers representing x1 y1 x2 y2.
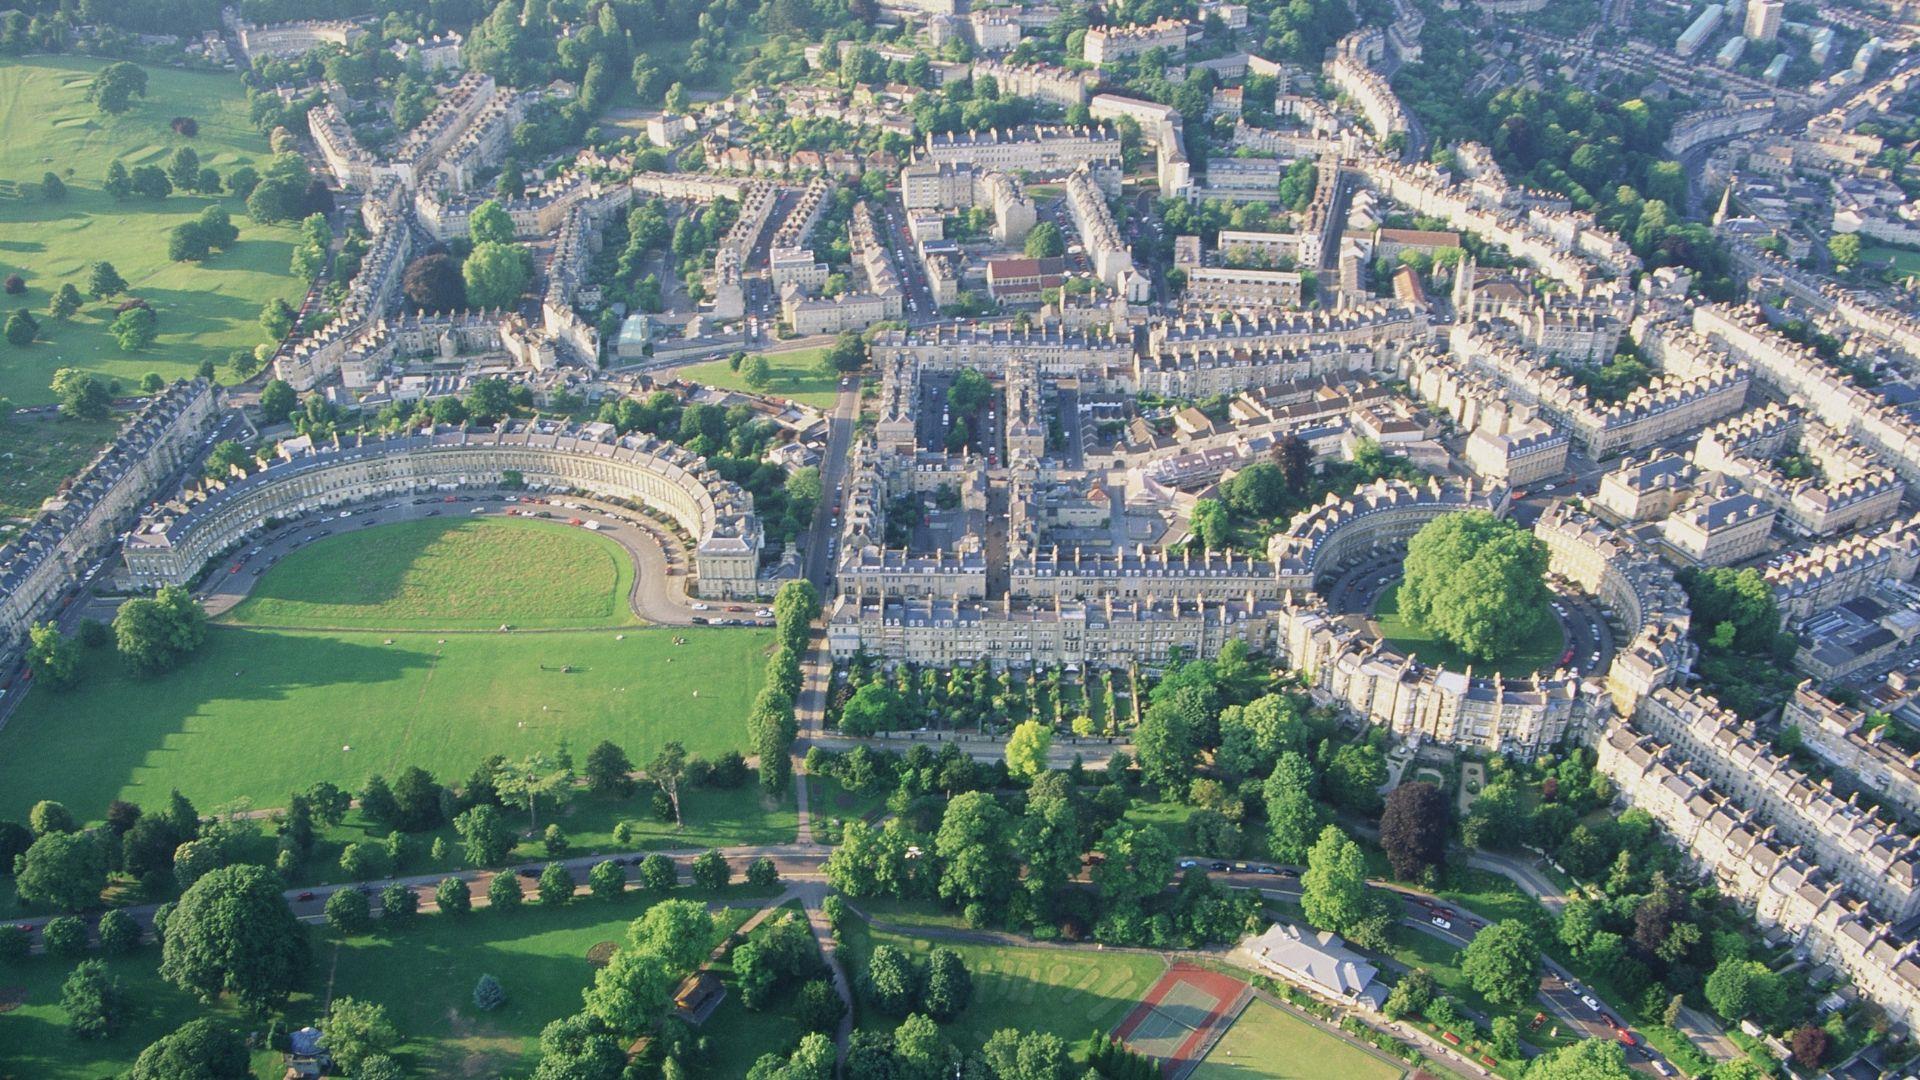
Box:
1112 963 1253 1078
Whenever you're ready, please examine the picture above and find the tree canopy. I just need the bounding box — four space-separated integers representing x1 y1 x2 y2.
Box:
1399 511 1553 662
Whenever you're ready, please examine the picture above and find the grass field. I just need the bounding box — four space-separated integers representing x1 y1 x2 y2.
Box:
1193 999 1405 1080
0 892 768 1080
1863 245 1920 281
225 518 640 629
322 894 759 1077
673 346 842 409
0 57 306 405
844 920 1167 1054
0 624 773 818
1372 584 1564 677
0 410 117 523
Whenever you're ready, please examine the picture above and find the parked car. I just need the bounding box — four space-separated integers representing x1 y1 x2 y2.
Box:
1430 917 1453 930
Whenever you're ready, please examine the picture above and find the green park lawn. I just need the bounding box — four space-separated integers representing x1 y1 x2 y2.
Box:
0 623 773 819
0 56 306 405
1192 999 1406 1080
225 518 640 629
842 919 1168 1055
1372 583 1564 677
673 346 843 409
0 891 769 1080
1863 244 1920 282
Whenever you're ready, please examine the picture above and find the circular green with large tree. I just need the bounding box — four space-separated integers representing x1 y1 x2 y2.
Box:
1378 511 1563 672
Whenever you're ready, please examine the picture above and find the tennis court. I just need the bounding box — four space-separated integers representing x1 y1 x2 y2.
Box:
1112 964 1252 1078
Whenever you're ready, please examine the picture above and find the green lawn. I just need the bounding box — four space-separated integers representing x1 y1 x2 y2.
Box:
0 410 117 523
320 893 759 1077
1863 245 1920 281
0 624 773 819
1193 999 1406 1080
842 919 1167 1055
0 57 306 405
225 518 640 629
0 892 769 1080
673 346 843 409
1372 584 1564 677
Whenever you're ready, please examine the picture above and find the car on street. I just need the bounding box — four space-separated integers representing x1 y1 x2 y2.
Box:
691 602 710 610
1579 995 1601 1012
296 891 315 901
1178 859 1199 869
1430 916 1452 930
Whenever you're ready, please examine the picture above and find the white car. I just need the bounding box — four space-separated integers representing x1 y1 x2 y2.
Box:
1580 995 1601 1012
756 609 774 618
1430 916 1452 930
690 602 710 611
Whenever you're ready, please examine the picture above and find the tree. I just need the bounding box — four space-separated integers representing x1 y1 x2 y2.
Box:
41 171 66 201
469 199 517 246
159 864 309 1006
259 297 297 340
465 377 514 423
98 909 143 954
1461 920 1540 1010
839 682 907 736
488 871 523 910
1399 511 1554 662
1787 1025 1830 1070
1300 825 1386 946
981 1029 1070 1080
741 354 773 389
474 973 507 1011
321 997 399 1074
863 944 921 1017
691 848 730 890
495 752 573 831
1024 221 1066 258
1704 957 1778 1022
86 261 126 299
1379 782 1449 881
129 1018 250 1080
1090 822 1178 910
112 585 205 676
935 791 1018 910
402 252 466 311
1521 1039 1635 1080
167 147 201 193
584 740 635 797
130 165 172 199
1218 694 1303 779
25 622 80 690
5 309 37 347
49 283 82 320
380 882 419 922
30 799 76 836
104 160 133 199
1829 232 1862 268
922 947 972 1021
110 305 158 351
87 62 148 114
590 859 627 901
796 978 846 1034
1223 460 1289 519
1134 693 1197 793
436 876 473 915
747 855 779 888
638 853 677 893
42 915 89 958
61 959 126 1039
325 888 372 934
15 831 107 910
1263 752 1323 863
198 205 238 249
1005 719 1053 781
463 241 532 308
651 741 689 826
1383 967 1436 1020
538 861 574 904
51 368 111 420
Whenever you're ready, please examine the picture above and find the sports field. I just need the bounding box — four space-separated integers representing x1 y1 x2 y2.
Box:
673 346 843 409
0 57 305 405
1373 583 1564 677
1193 999 1406 1080
0 623 772 818
225 518 640 629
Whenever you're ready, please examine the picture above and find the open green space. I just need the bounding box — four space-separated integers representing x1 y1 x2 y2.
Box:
323 892 760 1077
0 57 305 405
0 623 773 818
1193 998 1405 1080
1863 245 1920 281
0 891 770 1080
673 346 842 409
225 517 640 629
0 410 118 524
1372 583 1564 677
843 919 1167 1054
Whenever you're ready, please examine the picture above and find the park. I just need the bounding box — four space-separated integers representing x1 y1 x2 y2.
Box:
0 516 772 817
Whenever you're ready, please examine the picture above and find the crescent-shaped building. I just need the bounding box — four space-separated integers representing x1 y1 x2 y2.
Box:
122 420 764 598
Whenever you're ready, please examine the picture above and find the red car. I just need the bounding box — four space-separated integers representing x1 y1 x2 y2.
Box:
296 891 315 902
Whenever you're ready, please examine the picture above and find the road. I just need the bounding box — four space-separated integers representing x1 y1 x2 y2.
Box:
195 489 721 628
